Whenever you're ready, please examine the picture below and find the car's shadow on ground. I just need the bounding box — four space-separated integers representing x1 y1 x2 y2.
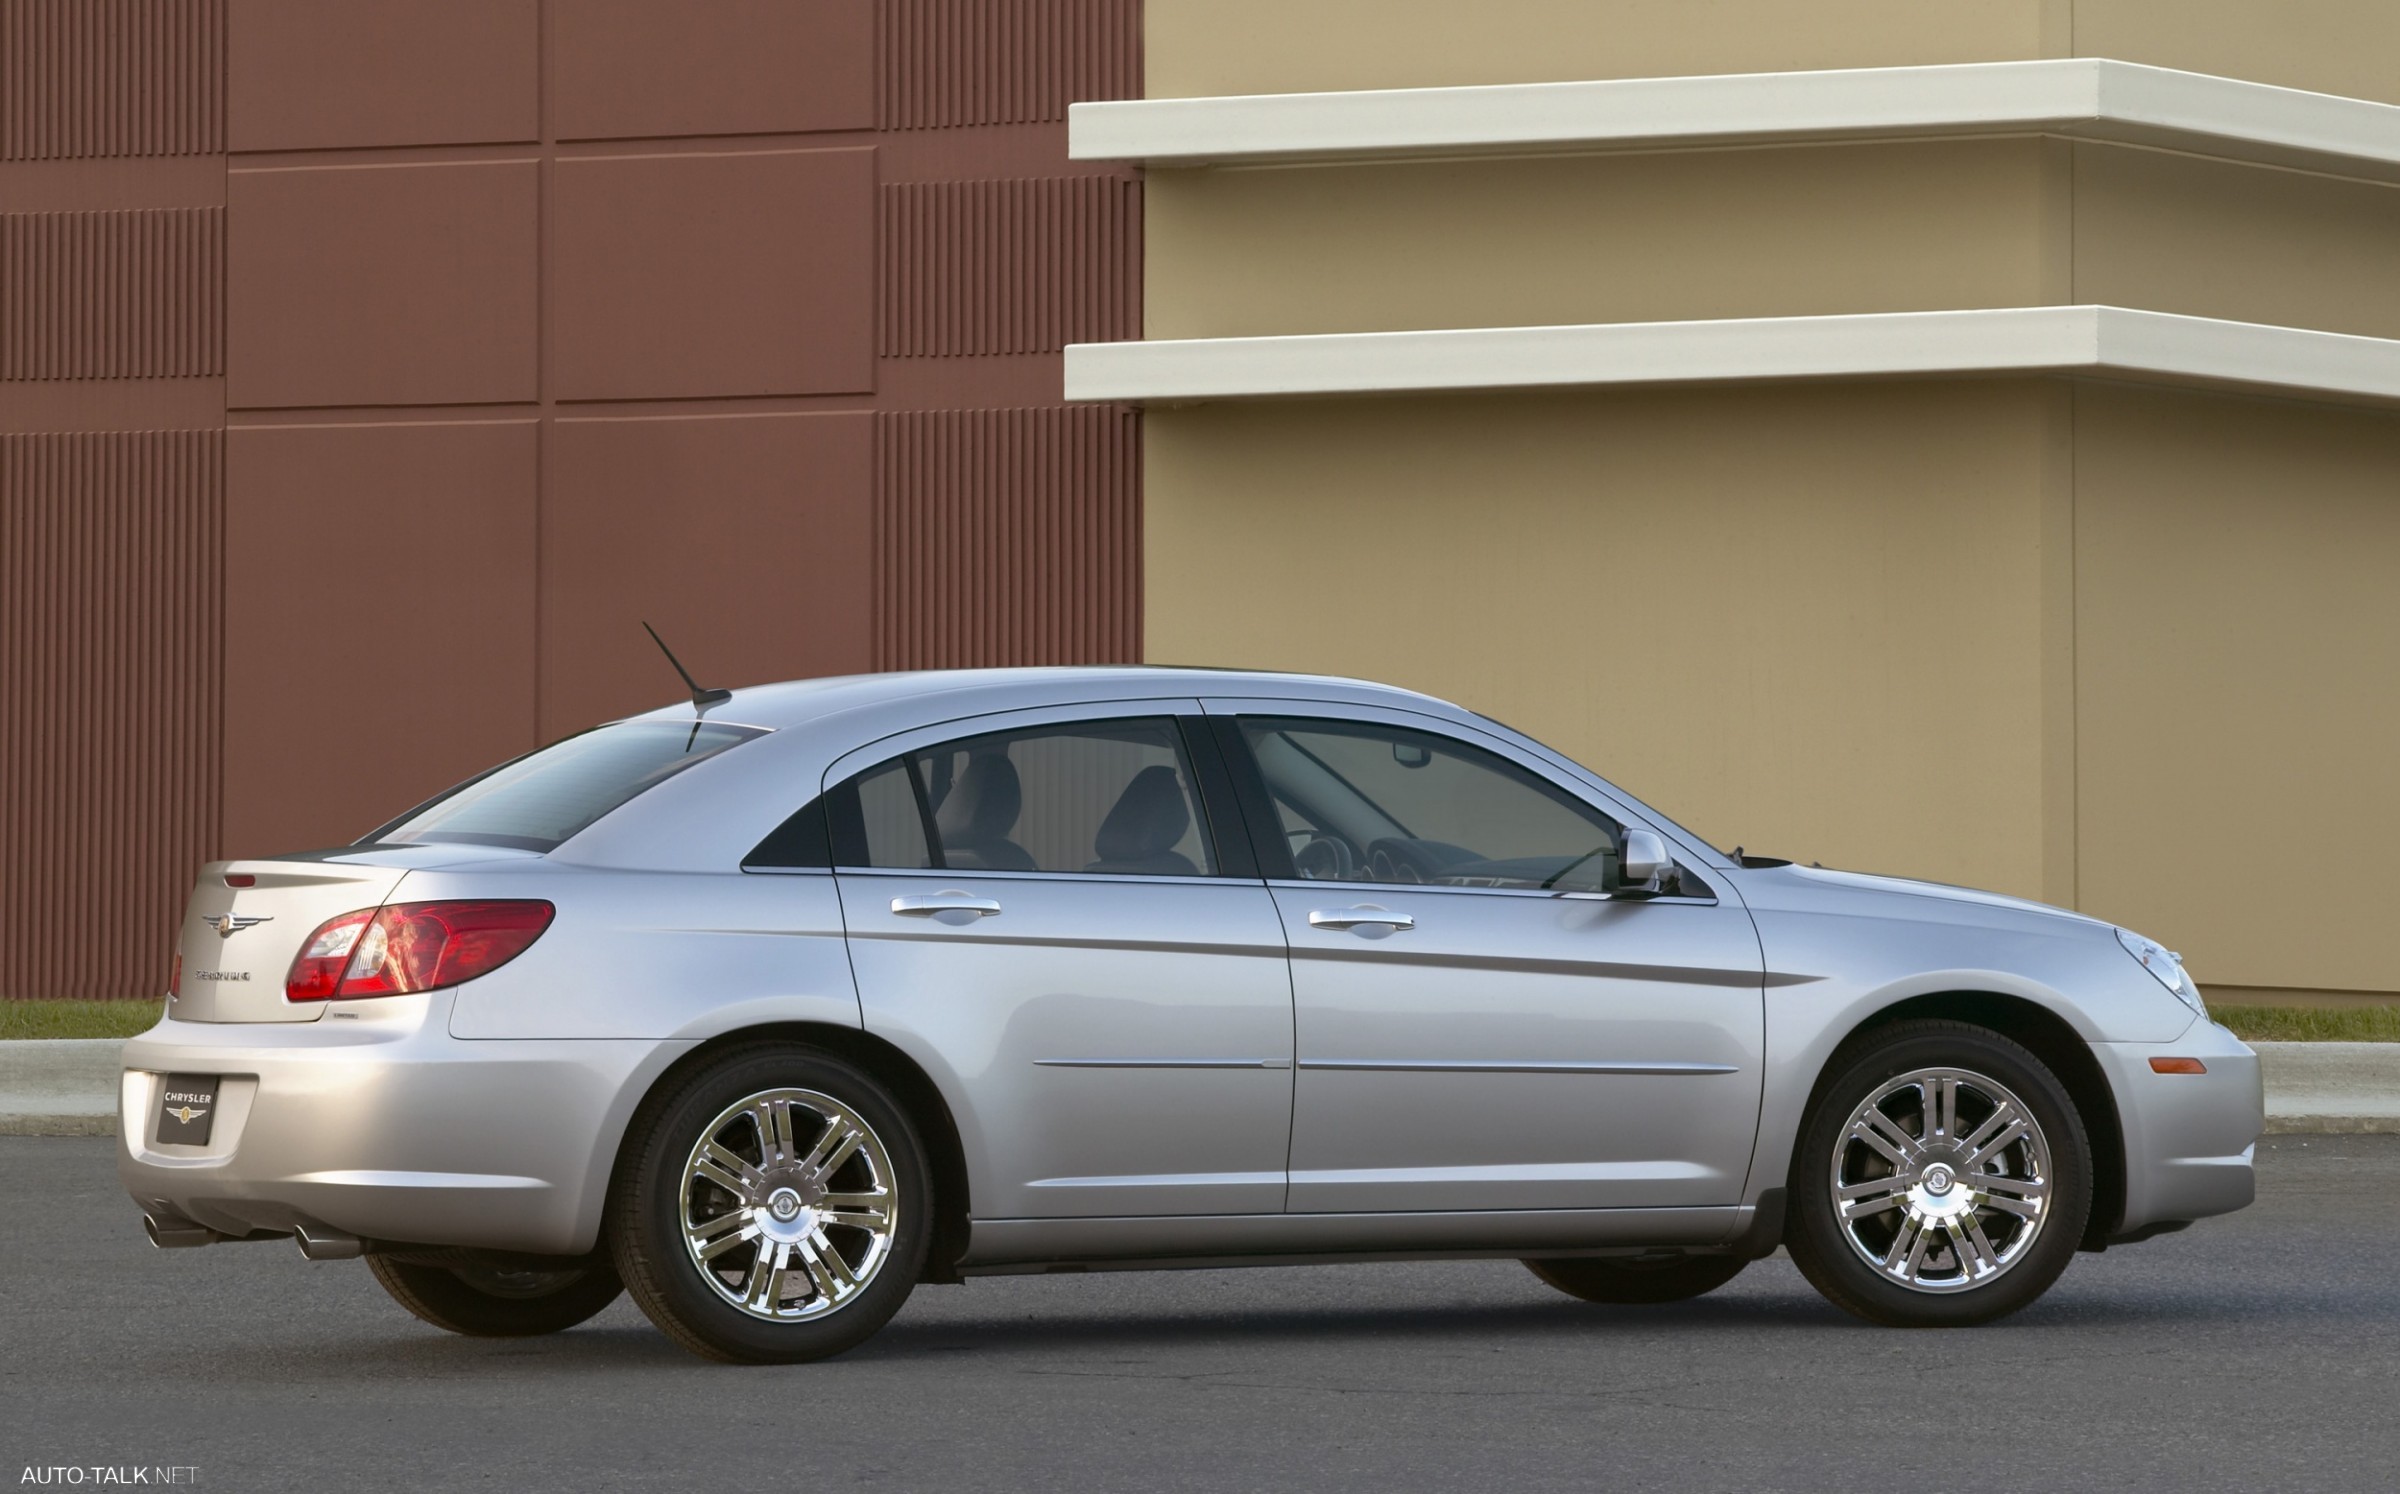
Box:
216 1278 2299 1381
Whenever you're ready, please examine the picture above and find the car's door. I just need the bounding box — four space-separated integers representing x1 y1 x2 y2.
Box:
822 703 1294 1220
1205 701 1765 1214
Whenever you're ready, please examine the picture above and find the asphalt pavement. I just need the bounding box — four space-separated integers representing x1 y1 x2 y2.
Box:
4 1135 2393 1492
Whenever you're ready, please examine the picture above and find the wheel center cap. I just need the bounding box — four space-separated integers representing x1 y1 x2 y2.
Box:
1922 1164 1956 1196
767 1187 804 1222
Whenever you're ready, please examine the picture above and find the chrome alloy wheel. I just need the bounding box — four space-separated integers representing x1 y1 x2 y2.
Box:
1831 1066 2053 1294
677 1088 899 1322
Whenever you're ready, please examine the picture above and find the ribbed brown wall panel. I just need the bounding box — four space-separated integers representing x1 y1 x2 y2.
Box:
878 0 1140 130
1 0 224 159
880 177 1139 357
2 209 224 380
1 431 222 999
877 407 1139 669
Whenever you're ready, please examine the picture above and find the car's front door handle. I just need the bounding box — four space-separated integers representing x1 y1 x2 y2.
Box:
891 892 1002 925
1308 906 1416 937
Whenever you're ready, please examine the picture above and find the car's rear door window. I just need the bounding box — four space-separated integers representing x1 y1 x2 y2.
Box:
819 717 1217 877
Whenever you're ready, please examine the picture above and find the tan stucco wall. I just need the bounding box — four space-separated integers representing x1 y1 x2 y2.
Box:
1146 140 2400 345
2072 385 2400 994
2073 0 2400 108
1148 0 2400 105
1145 140 2063 340
1145 1 2061 98
1134 1 2400 998
1145 382 2068 901
2071 146 2400 342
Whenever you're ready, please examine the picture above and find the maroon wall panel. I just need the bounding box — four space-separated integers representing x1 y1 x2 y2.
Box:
2 431 222 999
552 0 874 142
227 0 537 152
540 414 877 739
7 0 1145 996
1 0 224 160
222 422 537 856
877 407 1139 669
879 0 1141 130
880 177 1140 357
2 208 223 381
227 161 539 409
549 149 876 402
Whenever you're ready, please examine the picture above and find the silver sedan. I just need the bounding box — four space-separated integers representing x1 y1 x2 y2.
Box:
121 667 2261 1362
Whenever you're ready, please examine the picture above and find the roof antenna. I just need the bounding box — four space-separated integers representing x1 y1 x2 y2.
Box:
643 621 733 714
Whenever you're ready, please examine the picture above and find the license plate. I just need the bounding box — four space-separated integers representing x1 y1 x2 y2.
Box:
156 1074 219 1146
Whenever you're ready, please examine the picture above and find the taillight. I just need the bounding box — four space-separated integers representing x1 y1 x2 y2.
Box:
168 952 182 999
285 901 554 1002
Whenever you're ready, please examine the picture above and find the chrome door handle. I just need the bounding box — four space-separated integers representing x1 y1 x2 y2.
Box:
891 892 1002 925
1308 906 1415 936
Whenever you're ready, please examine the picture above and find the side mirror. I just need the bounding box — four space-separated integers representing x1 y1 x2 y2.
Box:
1617 829 1674 895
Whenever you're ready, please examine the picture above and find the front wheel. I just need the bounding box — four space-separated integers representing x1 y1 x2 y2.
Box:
367 1255 623 1337
1786 1020 2092 1327
1525 1254 1748 1304
610 1044 931 1364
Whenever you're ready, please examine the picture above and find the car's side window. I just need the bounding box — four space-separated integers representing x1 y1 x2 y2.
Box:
1240 717 1624 892
827 717 1217 877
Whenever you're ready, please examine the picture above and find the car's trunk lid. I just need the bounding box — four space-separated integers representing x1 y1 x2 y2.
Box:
170 844 536 1022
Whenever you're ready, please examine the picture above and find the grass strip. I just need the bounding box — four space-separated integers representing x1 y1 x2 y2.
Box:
2211 1003 2400 1043
0 999 165 1041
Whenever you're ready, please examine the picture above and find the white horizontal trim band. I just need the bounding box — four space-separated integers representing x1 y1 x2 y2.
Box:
1071 58 2400 182
1064 307 2400 409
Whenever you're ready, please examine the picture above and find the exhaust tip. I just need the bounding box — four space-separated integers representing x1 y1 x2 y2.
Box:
142 1212 218 1250
293 1223 364 1261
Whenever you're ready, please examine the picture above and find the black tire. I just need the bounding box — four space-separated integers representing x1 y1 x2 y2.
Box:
1525 1254 1749 1304
1786 1020 2092 1327
609 1044 931 1365
367 1255 623 1337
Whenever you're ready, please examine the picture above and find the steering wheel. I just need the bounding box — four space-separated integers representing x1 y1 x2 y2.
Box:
1292 833 1356 880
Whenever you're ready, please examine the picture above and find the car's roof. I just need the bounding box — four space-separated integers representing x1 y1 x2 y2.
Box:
625 665 1454 733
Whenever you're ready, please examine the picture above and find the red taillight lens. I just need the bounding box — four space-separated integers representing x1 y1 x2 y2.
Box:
168 952 182 999
285 901 553 1002
287 908 375 1000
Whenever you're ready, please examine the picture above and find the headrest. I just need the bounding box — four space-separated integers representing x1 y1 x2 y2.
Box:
1094 766 1190 862
935 754 1022 843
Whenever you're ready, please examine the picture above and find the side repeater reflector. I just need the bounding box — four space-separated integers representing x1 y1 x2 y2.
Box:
2148 1057 2208 1075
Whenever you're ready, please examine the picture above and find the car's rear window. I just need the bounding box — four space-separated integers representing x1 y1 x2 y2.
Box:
364 720 767 852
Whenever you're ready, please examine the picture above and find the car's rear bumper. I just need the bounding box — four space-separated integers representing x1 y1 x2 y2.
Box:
2096 1018 2263 1236
118 994 692 1256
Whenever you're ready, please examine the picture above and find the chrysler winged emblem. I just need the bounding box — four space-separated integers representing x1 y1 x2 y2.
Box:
203 913 272 939
168 1106 205 1125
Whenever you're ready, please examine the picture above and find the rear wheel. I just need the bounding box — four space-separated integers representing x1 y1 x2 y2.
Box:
1786 1020 2092 1327
1525 1253 1748 1304
610 1044 930 1364
367 1255 623 1337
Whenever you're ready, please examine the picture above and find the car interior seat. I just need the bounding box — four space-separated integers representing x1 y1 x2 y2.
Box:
934 753 1038 870
1085 765 1200 876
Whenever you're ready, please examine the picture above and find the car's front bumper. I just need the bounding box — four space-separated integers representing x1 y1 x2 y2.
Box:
118 993 691 1256
2095 1018 2263 1236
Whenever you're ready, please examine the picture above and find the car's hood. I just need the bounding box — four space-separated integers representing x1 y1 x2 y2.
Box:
1770 864 2108 931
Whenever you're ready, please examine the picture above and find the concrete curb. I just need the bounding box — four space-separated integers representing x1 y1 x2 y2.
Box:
0 1038 122 1137
6 1036 2399 1136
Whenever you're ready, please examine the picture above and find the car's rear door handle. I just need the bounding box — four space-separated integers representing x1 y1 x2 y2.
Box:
1308 906 1415 937
891 892 1002 925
